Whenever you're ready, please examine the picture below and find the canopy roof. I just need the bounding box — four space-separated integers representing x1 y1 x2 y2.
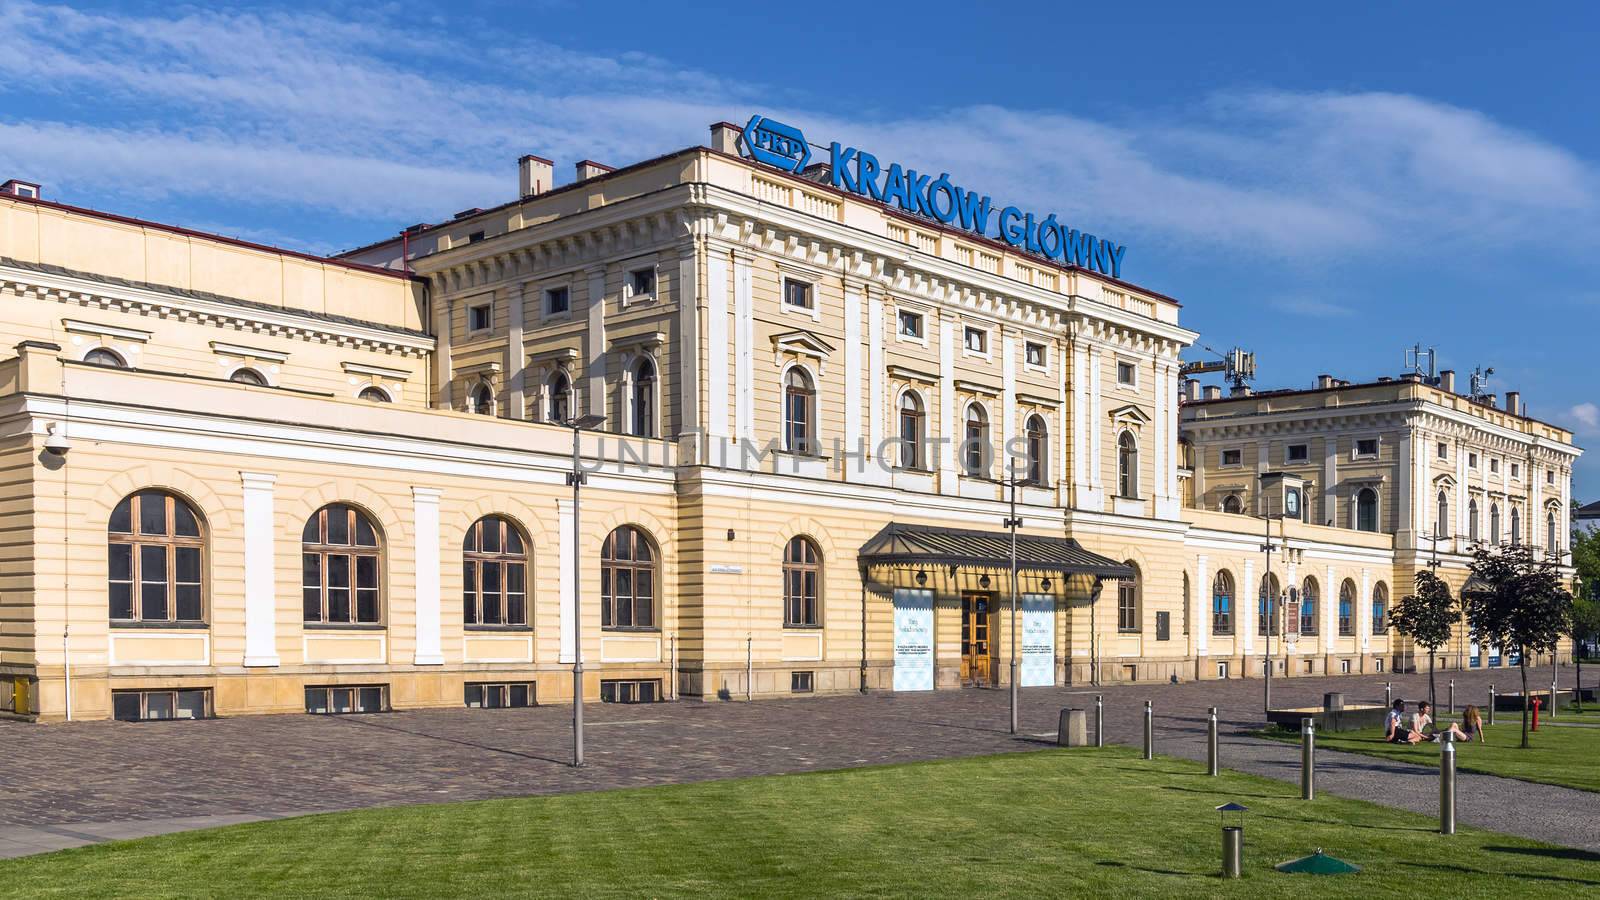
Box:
858 523 1133 579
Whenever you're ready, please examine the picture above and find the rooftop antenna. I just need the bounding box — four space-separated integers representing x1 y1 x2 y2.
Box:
1181 344 1256 394
1403 344 1437 382
1468 366 1495 402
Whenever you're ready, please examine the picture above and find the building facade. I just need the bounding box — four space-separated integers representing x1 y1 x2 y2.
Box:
0 119 1579 722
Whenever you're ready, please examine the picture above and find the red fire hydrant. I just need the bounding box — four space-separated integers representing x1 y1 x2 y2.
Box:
1532 697 1542 731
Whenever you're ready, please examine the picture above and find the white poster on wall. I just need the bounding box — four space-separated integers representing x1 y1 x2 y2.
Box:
892 588 934 692
1020 594 1055 687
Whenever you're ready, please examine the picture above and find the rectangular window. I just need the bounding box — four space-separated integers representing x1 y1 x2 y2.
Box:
897 309 923 338
1216 661 1229 679
305 685 387 715
468 303 492 332
784 279 813 310
1437 442 1448 460
791 671 814 693
1375 657 1385 673
1469 452 1479 468
1286 444 1308 463
1355 438 1379 458
1117 581 1137 632
112 689 211 722
599 679 660 704
1511 463 1519 479
1548 470 1555 485
1221 448 1242 467
545 286 569 315
628 267 656 301
1490 458 1499 474
1340 659 1351 674
963 326 987 354
467 231 485 244
1116 361 1137 387
1024 341 1046 367
464 682 535 709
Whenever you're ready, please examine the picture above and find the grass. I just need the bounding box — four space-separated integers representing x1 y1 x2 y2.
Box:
1259 715 1600 793
2 749 1598 899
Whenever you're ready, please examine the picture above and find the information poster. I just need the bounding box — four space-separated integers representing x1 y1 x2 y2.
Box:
892 589 934 692
1020 594 1056 687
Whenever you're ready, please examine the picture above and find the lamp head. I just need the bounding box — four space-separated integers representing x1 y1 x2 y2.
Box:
42 423 69 457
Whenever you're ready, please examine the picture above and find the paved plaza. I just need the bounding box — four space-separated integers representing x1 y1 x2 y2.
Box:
2 667 1595 859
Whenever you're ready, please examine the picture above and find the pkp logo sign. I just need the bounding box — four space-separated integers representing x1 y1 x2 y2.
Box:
740 115 811 174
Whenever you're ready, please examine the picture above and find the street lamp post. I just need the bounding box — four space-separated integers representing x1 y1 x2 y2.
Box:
1261 512 1275 714
1003 477 1023 735
564 413 605 767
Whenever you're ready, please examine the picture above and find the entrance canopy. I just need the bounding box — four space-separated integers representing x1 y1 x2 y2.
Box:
858 523 1134 579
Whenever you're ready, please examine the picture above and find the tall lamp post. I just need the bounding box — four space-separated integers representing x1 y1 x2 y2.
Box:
1257 472 1304 714
1003 477 1023 735
564 413 606 767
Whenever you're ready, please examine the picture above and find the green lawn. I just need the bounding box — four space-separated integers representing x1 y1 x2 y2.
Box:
2 749 1597 899
1260 716 1600 793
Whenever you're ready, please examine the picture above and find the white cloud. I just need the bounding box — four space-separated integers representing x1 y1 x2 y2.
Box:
1570 402 1600 434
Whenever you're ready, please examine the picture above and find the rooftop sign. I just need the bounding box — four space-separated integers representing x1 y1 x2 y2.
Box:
738 114 1128 279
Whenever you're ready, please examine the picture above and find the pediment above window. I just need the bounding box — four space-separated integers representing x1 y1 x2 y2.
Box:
1108 404 1151 429
771 330 835 374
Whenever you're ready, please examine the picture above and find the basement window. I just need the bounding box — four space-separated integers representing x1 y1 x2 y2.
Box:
305 685 387 715
791 671 815 693
113 689 211 722
465 682 535 709
600 679 660 704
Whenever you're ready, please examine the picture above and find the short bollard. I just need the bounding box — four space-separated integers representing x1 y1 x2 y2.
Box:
1385 681 1393 709
1551 680 1559 719
1488 685 1496 725
1300 717 1315 801
1439 733 1456 835
1095 694 1104 749
1143 700 1153 760
1221 826 1243 878
1057 708 1088 747
1448 679 1456 715
1207 707 1220 776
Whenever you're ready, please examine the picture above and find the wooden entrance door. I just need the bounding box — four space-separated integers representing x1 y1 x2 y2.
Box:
960 594 993 685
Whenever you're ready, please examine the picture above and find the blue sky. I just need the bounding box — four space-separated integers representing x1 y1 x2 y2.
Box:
3 1 1598 497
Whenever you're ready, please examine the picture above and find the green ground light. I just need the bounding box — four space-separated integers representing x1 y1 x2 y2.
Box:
1 749 1596 899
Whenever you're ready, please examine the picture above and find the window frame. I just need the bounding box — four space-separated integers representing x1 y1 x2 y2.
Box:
1353 437 1380 459
897 390 926 471
108 490 206 625
1024 414 1048 486
1023 340 1048 371
601 525 659 631
783 366 817 456
357 385 392 403
546 369 572 424
1299 577 1319 636
467 301 493 334
1116 430 1139 499
83 346 129 368
1285 443 1309 464
112 688 212 722
962 402 990 478
464 682 535 709
469 381 495 416
783 536 822 628
1117 566 1139 633
1220 447 1243 468
544 285 571 317
1338 580 1356 636
626 266 657 304
962 325 989 357
304 684 388 714
1115 359 1138 389
1211 570 1234 635
896 308 925 341
782 277 814 311
629 358 657 438
1355 487 1379 532
301 504 384 627
462 515 530 629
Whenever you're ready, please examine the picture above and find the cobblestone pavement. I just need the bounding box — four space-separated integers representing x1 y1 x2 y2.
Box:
1 667 1594 859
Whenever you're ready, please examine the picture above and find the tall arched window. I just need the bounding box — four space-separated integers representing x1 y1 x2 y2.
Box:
230 367 268 386
601 525 657 629
463 516 527 627
1509 507 1521 547
783 367 816 455
1356 488 1378 532
302 504 382 624
1212 570 1233 635
547 370 571 424
1299 576 1319 636
1469 498 1480 542
1548 510 1558 555
783 536 821 628
469 382 494 416
1338 579 1356 635
1436 490 1449 539
108 490 204 623
1372 582 1390 632
897 391 925 470
1117 562 1140 632
1024 414 1048 485
630 359 656 437
1490 503 1501 544
1221 494 1243 514
84 347 127 368
963 403 989 478
1117 431 1138 499
1257 573 1280 636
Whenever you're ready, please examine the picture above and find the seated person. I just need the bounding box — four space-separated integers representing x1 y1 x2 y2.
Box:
1411 701 1437 742
1440 705 1485 743
1384 699 1412 743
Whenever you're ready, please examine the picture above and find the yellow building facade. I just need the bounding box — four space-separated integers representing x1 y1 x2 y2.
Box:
0 120 1578 722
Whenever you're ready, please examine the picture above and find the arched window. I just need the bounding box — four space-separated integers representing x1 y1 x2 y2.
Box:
358 386 391 403
1212 570 1233 635
897 391 925 470
783 536 821 627
1490 503 1501 544
463 516 527 627
1469 498 1480 542
302 504 382 624
1222 494 1243 515
1372 582 1389 632
1356 488 1378 532
962 403 989 478
1117 562 1140 632
630 358 656 437
1548 510 1558 555
1436 490 1449 539
1299 576 1319 636
1257 572 1281 636
1024 414 1048 486
601 525 656 629
108 490 204 623
230 367 268 386
1117 431 1138 499
1338 579 1356 636
783 367 816 455
1182 572 1191 637
469 382 494 416
1509 507 1521 547
85 347 127 368
547 370 571 423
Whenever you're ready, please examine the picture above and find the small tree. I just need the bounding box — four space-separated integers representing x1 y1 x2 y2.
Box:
1463 544 1574 748
1571 593 1600 713
1389 569 1457 711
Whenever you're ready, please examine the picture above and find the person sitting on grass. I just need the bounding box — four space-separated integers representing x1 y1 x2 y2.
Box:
1438 705 1485 743
1384 699 1414 743
1411 701 1438 742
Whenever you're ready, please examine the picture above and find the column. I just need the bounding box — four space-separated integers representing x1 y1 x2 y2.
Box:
586 266 607 418
241 472 279 667
433 282 453 409
1071 340 1089 504
1323 438 1339 526
706 250 730 463
1397 429 1413 534
1359 567 1372 655
734 254 754 444
1194 555 1209 656
1089 346 1103 500
1456 440 1468 549
412 487 444 665
676 249 700 455
866 288 885 461
508 283 527 420
558 498 576 664
1241 558 1255 657
1001 333 1017 475
1324 565 1336 654
844 280 863 476
939 318 957 494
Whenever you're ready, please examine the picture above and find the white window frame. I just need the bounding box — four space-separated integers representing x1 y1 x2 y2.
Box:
1352 436 1380 460
780 276 820 321
467 300 493 335
1468 451 1479 469
1220 447 1244 468
1114 358 1139 390
543 284 573 319
961 325 991 359
894 306 927 346
1023 340 1049 373
1437 441 1448 460
623 265 658 308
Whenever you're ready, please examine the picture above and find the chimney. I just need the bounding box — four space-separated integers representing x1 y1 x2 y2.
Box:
1203 385 1222 400
711 121 742 155
1505 391 1521 416
1184 380 1201 402
518 155 553 198
1484 393 1497 408
574 160 615 182
1229 384 1253 397
1 179 41 199
1440 369 1456 393
1316 374 1333 389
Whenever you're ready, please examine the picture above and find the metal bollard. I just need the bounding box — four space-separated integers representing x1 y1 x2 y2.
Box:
1448 679 1455 715
1489 684 1496 725
1143 700 1153 760
1221 826 1243 878
1301 717 1315 800
1095 694 1104 749
1439 732 1456 835
1385 681 1393 709
1551 679 1559 719
1207 707 1219 776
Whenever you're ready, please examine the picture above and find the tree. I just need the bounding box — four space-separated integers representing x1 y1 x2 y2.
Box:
1463 544 1575 748
1572 595 1600 713
1389 569 1457 711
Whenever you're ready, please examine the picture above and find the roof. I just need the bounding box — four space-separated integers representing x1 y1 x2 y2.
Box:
1577 500 1600 519
857 522 1134 579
